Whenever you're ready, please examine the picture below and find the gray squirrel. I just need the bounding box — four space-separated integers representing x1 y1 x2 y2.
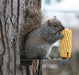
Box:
19 7 64 59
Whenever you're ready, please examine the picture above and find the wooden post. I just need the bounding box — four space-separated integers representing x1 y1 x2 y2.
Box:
0 0 42 75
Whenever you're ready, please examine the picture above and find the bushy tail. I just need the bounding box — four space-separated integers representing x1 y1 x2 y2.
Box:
19 6 42 56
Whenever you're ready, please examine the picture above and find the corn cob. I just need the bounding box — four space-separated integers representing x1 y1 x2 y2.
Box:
60 29 72 59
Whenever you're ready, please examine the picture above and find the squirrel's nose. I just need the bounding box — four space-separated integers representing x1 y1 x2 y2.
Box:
60 26 65 31
63 27 65 30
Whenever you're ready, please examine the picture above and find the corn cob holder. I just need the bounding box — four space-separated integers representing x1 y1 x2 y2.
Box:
60 29 72 59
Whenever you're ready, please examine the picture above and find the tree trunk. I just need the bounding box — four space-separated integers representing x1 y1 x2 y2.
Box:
0 0 41 75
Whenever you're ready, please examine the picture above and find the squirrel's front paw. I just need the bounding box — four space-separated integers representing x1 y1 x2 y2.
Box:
57 32 64 39
60 34 64 39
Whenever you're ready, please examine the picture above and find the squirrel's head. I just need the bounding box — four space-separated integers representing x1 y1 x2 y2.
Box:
47 16 64 32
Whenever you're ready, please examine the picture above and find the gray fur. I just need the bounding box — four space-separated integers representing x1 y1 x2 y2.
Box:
25 20 64 59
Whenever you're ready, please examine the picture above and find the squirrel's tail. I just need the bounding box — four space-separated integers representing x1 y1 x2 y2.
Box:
19 6 42 57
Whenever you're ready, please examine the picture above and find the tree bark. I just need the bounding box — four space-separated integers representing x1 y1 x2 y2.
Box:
0 0 41 75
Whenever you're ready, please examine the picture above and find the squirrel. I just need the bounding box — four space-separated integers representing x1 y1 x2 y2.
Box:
19 6 64 59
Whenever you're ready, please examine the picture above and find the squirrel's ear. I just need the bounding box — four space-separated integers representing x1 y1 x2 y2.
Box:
54 16 57 19
47 20 50 26
47 20 50 23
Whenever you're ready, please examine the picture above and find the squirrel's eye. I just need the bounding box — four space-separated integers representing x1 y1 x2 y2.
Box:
53 25 57 27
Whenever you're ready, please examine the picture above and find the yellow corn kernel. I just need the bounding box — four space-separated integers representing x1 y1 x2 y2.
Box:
60 29 72 59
